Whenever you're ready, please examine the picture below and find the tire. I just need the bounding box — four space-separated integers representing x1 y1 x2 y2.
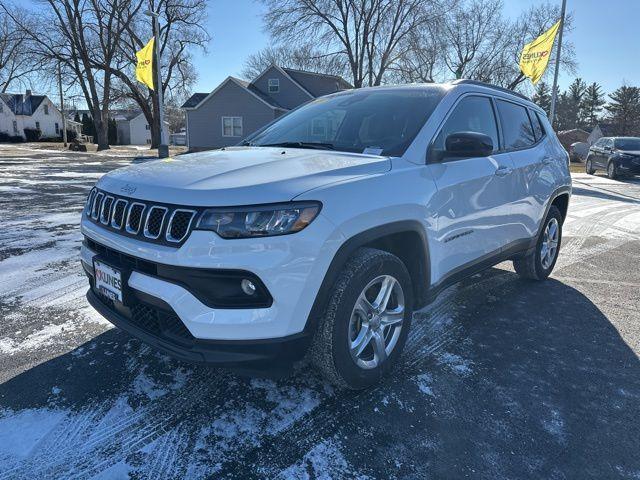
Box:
607 161 618 179
513 205 562 281
585 156 595 175
309 248 414 390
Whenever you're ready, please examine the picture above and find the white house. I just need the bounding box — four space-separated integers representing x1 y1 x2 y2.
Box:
114 110 170 145
0 90 66 139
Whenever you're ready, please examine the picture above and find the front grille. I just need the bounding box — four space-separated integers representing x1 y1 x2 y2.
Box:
85 188 201 246
130 303 193 342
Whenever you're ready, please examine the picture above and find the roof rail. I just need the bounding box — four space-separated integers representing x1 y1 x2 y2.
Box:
450 79 531 102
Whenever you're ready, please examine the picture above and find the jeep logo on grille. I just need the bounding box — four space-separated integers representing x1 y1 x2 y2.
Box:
121 184 137 195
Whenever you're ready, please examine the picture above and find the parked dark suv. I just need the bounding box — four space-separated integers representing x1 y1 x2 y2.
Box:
586 137 640 179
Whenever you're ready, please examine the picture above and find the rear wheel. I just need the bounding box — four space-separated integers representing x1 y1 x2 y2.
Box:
309 248 413 390
513 205 562 281
607 161 618 179
585 157 595 175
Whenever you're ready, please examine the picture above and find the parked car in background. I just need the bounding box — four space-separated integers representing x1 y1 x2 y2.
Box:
569 141 589 163
585 137 640 179
81 80 571 389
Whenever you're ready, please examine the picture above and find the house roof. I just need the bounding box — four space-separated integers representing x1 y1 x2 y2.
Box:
282 67 352 96
0 93 47 116
181 93 208 109
113 110 144 122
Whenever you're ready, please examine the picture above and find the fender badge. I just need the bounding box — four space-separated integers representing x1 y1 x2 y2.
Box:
121 184 137 195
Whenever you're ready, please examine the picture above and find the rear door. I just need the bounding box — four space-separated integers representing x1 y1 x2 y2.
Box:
427 94 519 282
502 102 560 241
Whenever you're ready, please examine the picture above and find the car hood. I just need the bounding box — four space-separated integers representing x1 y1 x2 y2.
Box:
618 149 640 156
98 146 391 206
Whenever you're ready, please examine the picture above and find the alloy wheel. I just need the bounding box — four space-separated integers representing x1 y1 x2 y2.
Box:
540 217 559 270
348 275 405 369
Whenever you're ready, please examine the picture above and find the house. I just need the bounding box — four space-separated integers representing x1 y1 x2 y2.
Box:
182 64 351 151
556 128 589 152
113 110 170 146
0 90 67 139
587 123 617 145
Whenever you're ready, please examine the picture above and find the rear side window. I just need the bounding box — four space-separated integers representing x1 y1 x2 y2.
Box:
529 110 546 141
433 96 499 153
496 100 536 150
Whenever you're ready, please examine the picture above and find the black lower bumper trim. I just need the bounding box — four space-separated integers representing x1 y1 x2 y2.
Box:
87 289 311 370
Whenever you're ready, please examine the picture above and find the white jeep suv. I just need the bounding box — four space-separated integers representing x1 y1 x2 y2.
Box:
81 80 571 389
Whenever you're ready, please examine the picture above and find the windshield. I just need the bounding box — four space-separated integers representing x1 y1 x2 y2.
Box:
246 87 446 156
614 138 640 151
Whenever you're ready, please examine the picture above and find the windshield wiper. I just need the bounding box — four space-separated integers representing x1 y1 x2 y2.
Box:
257 141 335 150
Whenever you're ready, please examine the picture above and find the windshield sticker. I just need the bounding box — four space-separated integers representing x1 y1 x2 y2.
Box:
363 147 383 155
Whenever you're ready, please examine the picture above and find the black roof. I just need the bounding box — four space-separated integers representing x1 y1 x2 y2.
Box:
181 93 208 109
0 93 47 116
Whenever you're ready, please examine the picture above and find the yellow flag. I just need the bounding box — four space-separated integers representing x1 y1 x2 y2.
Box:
519 21 561 85
136 37 155 90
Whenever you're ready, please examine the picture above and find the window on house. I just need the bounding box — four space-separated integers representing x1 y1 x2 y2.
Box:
268 78 279 93
145 124 150 130
12 121 18 134
0 102 3 113
44 104 49 115
55 123 59 134
222 116 243 137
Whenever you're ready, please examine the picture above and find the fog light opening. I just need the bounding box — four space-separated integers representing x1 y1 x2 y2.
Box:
241 279 257 296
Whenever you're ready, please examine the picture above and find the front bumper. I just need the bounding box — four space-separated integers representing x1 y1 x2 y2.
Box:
86 289 310 369
81 211 344 364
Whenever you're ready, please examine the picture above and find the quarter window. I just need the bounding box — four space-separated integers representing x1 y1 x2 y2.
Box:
529 110 546 141
496 100 536 150
222 116 243 137
433 96 499 153
268 79 279 93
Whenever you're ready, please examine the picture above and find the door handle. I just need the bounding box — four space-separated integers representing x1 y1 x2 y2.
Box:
495 165 512 177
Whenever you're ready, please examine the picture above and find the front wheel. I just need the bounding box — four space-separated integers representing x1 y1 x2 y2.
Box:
513 205 562 281
309 248 413 390
607 161 618 179
585 156 595 175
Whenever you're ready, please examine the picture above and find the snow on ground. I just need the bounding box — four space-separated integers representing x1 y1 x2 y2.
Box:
0 147 639 479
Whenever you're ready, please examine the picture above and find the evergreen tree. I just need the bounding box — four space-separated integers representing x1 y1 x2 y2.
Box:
81 113 97 142
605 85 640 136
74 112 81 123
566 78 586 129
532 82 551 115
580 82 605 129
108 118 118 145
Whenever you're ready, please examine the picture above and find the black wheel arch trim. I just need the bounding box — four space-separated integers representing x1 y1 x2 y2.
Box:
537 186 571 237
304 220 431 336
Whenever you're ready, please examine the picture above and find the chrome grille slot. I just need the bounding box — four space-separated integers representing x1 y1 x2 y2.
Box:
111 199 128 229
166 209 196 243
85 188 96 214
91 192 104 220
100 196 114 224
126 203 146 234
144 206 168 239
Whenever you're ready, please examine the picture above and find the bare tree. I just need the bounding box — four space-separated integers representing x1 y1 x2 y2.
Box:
242 44 348 80
0 11 36 92
104 0 209 148
261 0 441 88
1 0 136 149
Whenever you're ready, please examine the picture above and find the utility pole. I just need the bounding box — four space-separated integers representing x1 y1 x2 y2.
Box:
145 9 169 158
549 0 567 128
57 63 67 147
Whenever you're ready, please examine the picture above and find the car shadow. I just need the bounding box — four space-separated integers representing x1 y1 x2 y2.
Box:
571 185 640 204
0 268 638 479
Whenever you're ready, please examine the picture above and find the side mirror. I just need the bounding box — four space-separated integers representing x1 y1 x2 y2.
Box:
443 131 494 159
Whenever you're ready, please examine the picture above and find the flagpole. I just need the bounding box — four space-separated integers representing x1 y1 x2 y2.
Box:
549 0 567 127
146 9 169 159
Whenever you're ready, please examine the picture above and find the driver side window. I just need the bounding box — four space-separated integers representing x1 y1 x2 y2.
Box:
433 96 499 153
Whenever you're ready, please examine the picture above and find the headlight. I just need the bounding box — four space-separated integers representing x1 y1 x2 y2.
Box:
618 153 633 160
196 202 321 238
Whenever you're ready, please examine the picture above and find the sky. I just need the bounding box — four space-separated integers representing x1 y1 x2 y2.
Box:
191 0 640 97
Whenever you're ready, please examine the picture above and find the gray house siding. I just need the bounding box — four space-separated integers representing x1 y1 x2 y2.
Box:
186 80 277 150
116 120 131 145
284 70 350 97
251 66 312 110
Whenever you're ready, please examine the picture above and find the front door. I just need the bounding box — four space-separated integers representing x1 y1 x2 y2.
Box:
427 94 519 284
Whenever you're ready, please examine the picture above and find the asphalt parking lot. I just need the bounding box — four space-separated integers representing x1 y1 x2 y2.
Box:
0 145 639 479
